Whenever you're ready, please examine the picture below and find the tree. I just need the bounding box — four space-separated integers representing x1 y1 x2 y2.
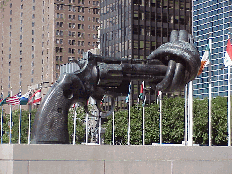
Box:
2 108 37 144
68 106 85 144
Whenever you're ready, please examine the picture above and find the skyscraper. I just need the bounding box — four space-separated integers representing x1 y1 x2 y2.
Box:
0 0 100 98
192 0 232 99
100 0 192 103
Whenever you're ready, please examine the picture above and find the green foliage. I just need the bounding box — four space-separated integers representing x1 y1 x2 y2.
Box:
211 96 228 145
2 108 37 144
104 96 231 146
68 107 85 144
193 98 209 145
0 96 230 146
1 106 85 144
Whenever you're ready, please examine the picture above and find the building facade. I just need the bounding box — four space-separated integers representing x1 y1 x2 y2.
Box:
100 0 192 104
192 0 232 99
0 0 99 99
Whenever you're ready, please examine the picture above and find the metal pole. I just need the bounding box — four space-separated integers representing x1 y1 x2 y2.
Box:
73 105 77 145
28 104 31 144
112 111 115 145
99 115 101 145
85 112 88 145
209 38 212 146
228 65 231 146
184 85 188 145
188 81 193 146
128 82 131 145
9 89 12 144
9 104 12 144
159 91 162 144
19 105 21 144
142 81 145 145
1 106 3 144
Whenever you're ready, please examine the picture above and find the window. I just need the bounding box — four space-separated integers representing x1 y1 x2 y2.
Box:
32 14 35 19
60 39 63 44
32 46 34 51
20 42 22 47
10 10 12 15
32 22 35 27
32 30 34 35
32 38 34 43
21 4 23 9
33 6 35 10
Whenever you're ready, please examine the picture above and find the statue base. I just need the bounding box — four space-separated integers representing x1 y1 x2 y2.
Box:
1 144 232 174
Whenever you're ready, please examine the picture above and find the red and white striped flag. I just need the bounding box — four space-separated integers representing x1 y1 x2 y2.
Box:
224 39 232 67
33 89 41 104
29 89 41 104
6 92 21 105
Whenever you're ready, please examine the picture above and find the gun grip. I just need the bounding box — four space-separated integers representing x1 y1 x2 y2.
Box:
31 73 85 144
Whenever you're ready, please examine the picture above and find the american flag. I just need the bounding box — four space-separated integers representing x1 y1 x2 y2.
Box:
6 92 21 105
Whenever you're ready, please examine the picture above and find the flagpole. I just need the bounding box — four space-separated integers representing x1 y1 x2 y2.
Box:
86 112 88 145
99 115 101 145
184 85 188 145
188 81 193 146
142 81 145 145
28 104 31 144
229 65 231 146
159 91 162 145
19 87 22 144
73 104 77 145
112 111 115 145
1 105 3 144
128 82 131 145
228 35 231 146
209 38 212 146
9 88 12 144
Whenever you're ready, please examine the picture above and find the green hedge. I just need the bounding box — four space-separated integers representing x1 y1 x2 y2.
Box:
104 96 229 146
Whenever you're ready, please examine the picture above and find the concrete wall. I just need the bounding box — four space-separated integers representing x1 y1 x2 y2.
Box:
0 144 232 174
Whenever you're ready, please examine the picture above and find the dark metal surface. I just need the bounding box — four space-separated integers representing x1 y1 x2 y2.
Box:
31 30 200 144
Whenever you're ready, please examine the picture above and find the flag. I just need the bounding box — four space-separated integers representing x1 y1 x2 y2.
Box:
142 82 146 107
125 84 131 103
0 94 10 106
20 91 30 105
33 89 41 104
197 44 210 76
29 89 41 104
139 83 143 100
224 39 232 67
6 92 21 105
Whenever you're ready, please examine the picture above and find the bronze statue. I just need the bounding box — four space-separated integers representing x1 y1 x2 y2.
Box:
31 30 200 144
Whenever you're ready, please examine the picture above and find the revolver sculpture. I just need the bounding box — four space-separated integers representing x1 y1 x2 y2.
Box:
31 30 201 144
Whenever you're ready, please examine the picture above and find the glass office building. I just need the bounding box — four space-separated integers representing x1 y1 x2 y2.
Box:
100 0 192 104
192 0 232 99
